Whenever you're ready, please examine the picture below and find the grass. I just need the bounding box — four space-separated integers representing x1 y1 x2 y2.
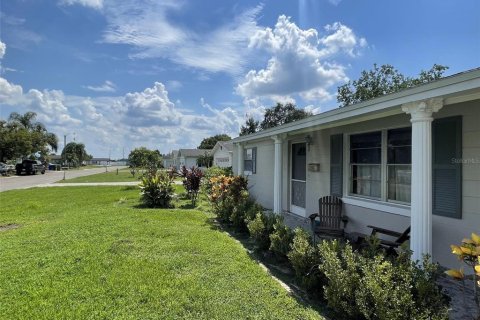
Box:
60 168 139 183
0 187 323 319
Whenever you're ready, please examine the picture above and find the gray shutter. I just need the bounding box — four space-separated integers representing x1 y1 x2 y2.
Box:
330 134 343 197
432 116 462 219
252 147 257 174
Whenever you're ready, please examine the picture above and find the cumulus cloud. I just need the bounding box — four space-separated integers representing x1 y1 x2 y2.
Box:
0 41 5 59
84 80 116 92
237 15 366 103
123 82 182 127
59 0 103 10
0 76 245 157
99 1 262 74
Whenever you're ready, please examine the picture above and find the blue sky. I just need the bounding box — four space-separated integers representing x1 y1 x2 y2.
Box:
1 0 479 158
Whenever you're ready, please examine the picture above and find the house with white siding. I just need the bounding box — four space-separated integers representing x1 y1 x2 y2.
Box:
231 68 480 269
211 141 233 168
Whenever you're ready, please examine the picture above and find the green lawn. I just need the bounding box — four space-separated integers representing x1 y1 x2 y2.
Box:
0 187 323 319
60 169 139 183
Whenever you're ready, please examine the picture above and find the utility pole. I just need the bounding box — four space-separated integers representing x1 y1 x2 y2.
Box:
63 134 67 166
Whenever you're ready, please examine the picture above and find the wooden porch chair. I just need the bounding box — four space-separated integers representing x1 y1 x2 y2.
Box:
367 225 411 250
309 195 347 244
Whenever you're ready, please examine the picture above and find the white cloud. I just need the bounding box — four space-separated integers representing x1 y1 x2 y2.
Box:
100 1 262 74
0 41 6 59
166 80 182 92
84 80 116 92
0 76 245 156
59 0 103 10
237 16 366 103
0 13 43 50
123 82 182 127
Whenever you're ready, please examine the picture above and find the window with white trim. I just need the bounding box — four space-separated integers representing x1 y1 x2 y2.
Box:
349 127 411 204
350 131 382 198
244 147 256 174
387 128 411 203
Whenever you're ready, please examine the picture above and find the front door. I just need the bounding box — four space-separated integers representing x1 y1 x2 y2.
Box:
291 143 306 216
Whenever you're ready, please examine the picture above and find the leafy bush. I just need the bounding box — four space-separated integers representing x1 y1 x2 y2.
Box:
181 166 203 206
319 241 449 320
139 171 174 208
208 175 249 224
230 197 262 231
202 166 233 194
445 232 480 316
269 217 294 258
247 211 276 251
287 228 326 293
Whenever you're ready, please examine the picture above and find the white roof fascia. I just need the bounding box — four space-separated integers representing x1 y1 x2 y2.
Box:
232 69 480 144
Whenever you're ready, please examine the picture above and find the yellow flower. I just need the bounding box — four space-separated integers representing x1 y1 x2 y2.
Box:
474 265 480 276
445 269 464 280
460 245 476 256
451 245 463 255
462 238 475 244
472 233 480 245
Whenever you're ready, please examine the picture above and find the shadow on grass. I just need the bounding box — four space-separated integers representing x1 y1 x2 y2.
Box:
203 217 330 317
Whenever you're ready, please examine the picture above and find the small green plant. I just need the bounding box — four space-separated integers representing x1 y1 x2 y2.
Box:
269 217 294 258
247 211 276 251
139 171 174 208
319 241 449 320
286 228 325 293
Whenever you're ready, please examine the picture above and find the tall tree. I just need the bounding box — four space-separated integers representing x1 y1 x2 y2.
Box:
260 102 312 130
337 64 448 107
239 117 259 136
197 134 231 149
128 147 162 171
61 142 91 167
0 111 58 162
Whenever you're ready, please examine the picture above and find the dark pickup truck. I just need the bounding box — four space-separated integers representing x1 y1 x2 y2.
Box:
15 160 46 175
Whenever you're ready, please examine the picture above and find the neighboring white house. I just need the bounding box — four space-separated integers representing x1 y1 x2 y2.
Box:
162 150 177 168
211 141 233 168
87 158 111 166
163 149 211 169
231 68 480 270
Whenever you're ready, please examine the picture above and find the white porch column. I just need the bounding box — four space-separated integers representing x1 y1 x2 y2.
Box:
237 143 244 176
402 98 443 261
272 135 284 214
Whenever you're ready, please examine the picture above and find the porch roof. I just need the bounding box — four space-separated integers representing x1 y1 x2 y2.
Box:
232 68 480 144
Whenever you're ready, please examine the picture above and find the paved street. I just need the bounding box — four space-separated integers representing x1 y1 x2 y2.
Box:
0 166 127 193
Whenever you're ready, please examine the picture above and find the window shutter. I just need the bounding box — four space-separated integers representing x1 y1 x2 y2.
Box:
432 116 462 219
252 147 257 174
330 134 343 197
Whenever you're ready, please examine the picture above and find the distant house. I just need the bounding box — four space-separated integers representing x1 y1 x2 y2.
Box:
178 149 211 168
49 154 63 165
163 150 177 168
211 141 233 168
87 158 111 166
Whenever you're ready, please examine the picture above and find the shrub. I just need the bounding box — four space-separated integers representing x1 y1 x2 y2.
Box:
181 166 203 206
269 217 294 258
208 175 249 224
445 232 480 316
247 211 276 251
287 228 326 294
230 197 262 231
202 166 233 195
319 241 449 320
139 171 174 208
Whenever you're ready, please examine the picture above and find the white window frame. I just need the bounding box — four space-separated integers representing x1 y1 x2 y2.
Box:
345 126 412 207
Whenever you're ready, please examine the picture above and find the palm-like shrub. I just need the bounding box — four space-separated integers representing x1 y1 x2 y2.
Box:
181 166 203 206
139 171 174 208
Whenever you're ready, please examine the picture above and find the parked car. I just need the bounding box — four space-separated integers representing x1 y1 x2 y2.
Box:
15 160 46 175
0 162 15 176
